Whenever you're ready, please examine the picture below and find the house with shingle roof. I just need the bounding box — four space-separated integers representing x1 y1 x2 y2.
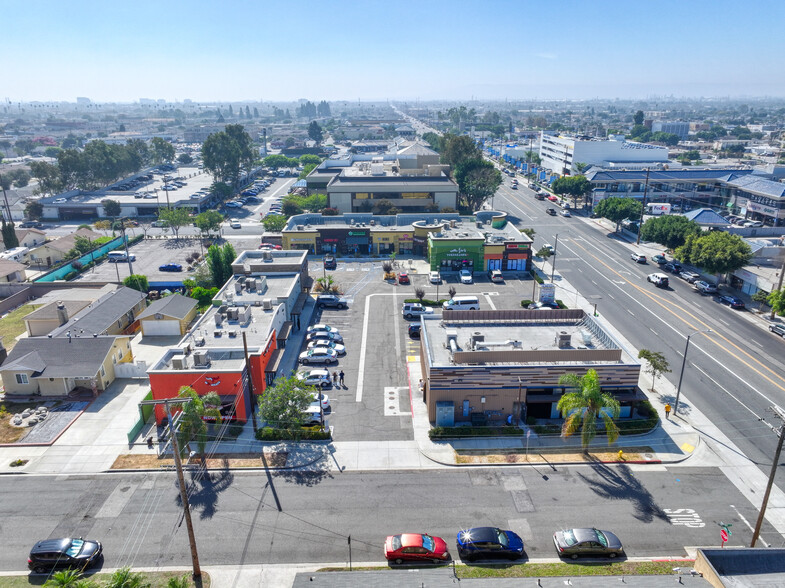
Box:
137 293 198 336
48 286 147 338
27 227 101 267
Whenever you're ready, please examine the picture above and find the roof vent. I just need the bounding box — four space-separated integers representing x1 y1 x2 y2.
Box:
556 331 571 349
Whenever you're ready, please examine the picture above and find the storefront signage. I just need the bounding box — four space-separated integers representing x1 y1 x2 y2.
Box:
448 247 468 255
505 243 528 250
323 238 338 243
289 237 313 242
377 237 390 242
348 231 367 236
399 234 413 241
748 202 777 215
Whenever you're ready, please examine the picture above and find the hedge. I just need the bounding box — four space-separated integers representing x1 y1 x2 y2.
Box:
531 270 544 284
429 426 523 439
404 298 448 307
255 426 331 441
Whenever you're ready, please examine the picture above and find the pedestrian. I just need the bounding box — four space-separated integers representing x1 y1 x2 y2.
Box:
332 371 338 386
339 370 345 386
664 403 672 419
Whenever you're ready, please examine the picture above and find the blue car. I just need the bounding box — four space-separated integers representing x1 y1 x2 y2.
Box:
159 263 183 272
456 527 524 561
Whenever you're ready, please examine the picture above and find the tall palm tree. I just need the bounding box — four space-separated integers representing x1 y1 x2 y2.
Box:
176 386 223 465
556 369 620 453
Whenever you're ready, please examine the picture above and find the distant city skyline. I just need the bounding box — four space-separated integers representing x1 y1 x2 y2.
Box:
5 0 785 103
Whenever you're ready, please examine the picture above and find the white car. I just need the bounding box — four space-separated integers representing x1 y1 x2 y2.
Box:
306 331 344 343
543 244 556 255
460 269 473 284
429 271 442 284
297 369 331 388
401 302 434 319
307 324 339 334
229 219 242 229
299 348 338 365
560 209 571 217
310 391 331 410
307 339 346 355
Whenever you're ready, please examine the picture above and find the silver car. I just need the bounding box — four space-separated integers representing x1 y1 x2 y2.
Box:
299 348 338 365
553 528 624 559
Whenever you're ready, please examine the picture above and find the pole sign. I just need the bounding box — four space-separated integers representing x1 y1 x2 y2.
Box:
720 529 728 543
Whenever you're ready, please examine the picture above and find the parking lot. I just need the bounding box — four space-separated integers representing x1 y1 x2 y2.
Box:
298 260 536 442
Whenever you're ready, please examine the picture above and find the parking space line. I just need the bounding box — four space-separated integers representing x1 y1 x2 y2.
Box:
483 293 497 310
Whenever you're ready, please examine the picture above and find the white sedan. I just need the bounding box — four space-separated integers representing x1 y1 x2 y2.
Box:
307 339 346 355
460 269 473 284
560 209 571 217
229 219 242 229
299 348 338 365
307 324 339 334
429 271 442 284
310 391 331 410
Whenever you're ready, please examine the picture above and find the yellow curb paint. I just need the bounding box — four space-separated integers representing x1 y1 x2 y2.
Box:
407 355 418 362
681 443 695 453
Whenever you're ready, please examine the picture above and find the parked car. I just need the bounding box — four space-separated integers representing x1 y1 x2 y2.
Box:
647 273 669 288
310 391 330 410
384 533 450 565
307 324 339 334
307 339 346 355
408 323 421 338
694 280 718 295
543 244 556 255
663 261 682 274
299 348 338 365
296 369 331 388
719 295 745 309
306 331 344 344
316 294 348 309
402 302 434 319
460 269 473 284
652 254 667 264
159 263 183 272
151 221 168 228
546 208 557 216
429 271 442 284
560 209 571 217
456 527 524 562
259 242 282 250
18 220 42 228
769 324 785 337
397 272 410 285
630 252 647 264
489 269 504 283
28 537 103 574
679 270 700 283
323 255 337 270
553 528 624 560
229 219 242 229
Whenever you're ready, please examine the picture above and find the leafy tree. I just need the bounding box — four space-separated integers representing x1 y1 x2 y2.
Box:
104 567 151 588
752 289 770 311
414 286 425 302
207 244 225 286
373 198 396 215
440 134 482 169
557 369 621 453
453 159 502 211
262 213 287 232
298 163 317 179
65 235 96 260
7 168 31 188
422 132 442 152
221 242 236 278
594 197 642 232
537 246 552 260
94 219 112 231
158 207 191 240
285 137 296 148
639 215 701 250
675 231 752 276
551 175 591 206
176 386 222 464
299 154 321 166
633 110 645 126
651 132 680 146
103 199 121 219
123 274 149 292
262 154 295 169
307 121 323 144
194 210 223 239
767 288 785 317
258 374 317 430
24 200 44 220
637 349 671 393
202 125 253 185
177 153 193 165
281 199 303 217
191 286 218 306
524 150 541 166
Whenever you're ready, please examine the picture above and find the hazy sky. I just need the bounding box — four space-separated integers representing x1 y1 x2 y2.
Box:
4 0 784 103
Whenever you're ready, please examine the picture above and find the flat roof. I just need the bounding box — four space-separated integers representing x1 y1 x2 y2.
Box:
151 346 258 373
422 310 636 367
213 273 300 307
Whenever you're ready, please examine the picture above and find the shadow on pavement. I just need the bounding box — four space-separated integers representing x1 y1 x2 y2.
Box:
176 458 234 520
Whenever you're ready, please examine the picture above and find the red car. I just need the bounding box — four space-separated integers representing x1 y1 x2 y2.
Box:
398 272 410 284
259 243 282 250
384 533 450 565
547 195 559 202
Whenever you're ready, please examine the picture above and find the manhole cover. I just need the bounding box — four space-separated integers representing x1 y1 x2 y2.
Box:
388 405 395 410
644 453 655 460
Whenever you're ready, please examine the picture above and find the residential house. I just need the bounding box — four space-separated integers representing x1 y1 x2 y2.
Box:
138 294 198 337
0 260 26 283
0 335 133 396
28 227 102 267
8 228 47 250
48 286 147 338
24 300 92 337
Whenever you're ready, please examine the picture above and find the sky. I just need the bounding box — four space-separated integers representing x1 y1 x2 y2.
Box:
4 0 785 103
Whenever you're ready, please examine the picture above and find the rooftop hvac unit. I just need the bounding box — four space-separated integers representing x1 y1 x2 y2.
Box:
476 221 483 228
450 219 457 228
194 337 206 347
228 308 240 321
263 251 273 261
581 330 593 346
235 282 243 294
193 350 210 367
247 280 256 291
263 298 273 310
218 305 228 314
237 276 246 284
556 331 572 349
214 312 223 326
470 332 485 350
297 225 304 230
171 357 187 370
213 329 222 337
228 329 238 338
181 343 192 355
445 328 458 348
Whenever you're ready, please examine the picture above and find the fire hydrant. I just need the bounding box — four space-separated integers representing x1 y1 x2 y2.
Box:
618 450 624 461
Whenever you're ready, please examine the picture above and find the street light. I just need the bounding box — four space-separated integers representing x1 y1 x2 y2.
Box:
673 329 712 416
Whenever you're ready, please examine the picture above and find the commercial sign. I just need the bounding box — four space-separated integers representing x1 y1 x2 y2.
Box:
289 237 313 243
748 202 777 215
505 243 528 250
348 231 367 236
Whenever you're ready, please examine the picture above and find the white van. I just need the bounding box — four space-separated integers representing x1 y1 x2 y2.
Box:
107 251 136 263
442 295 480 311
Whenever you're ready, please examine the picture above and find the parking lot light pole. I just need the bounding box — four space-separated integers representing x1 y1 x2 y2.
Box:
674 329 711 416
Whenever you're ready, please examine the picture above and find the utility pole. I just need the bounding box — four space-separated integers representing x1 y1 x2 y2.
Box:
550 234 559 283
119 219 134 276
636 168 650 245
751 405 785 547
241 332 258 433
140 397 202 579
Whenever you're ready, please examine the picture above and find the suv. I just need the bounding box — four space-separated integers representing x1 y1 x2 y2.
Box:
679 270 700 283
546 208 557 216
630 253 647 264
663 261 682 274
402 302 434 319
694 281 718 295
28 538 103 574
647 273 669 288
297 369 332 388
769 324 785 338
323 255 337 270
408 323 421 338
489 269 504 283
316 294 348 309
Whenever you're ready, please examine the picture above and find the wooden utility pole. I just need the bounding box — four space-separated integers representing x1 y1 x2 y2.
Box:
636 168 650 246
242 332 258 433
751 405 785 547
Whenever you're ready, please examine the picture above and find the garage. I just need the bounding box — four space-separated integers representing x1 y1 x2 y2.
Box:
141 317 181 336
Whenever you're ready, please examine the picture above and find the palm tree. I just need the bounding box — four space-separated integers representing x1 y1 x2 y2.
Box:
176 386 223 465
166 575 191 588
43 569 97 588
556 369 620 454
104 567 151 588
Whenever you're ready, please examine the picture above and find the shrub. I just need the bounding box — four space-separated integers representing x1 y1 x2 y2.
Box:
555 299 566 308
403 298 446 307
520 299 532 307
71 260 83 271
255 427 331 441
429 426 522 438
64 270 78 281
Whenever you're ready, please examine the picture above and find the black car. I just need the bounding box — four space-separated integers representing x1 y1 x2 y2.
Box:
324 255 337 270
316 294 348 309
28 537 103 573
546 208 557 216
408 323 421 338
553 528 623 560
457 527 524 561
719 295 745 309
663 261 682 273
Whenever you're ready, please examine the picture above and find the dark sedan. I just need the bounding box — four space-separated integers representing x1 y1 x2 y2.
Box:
159 263 183 272
457 527 524 561
663 261 682 273
719 295 745 309
553 528 624 559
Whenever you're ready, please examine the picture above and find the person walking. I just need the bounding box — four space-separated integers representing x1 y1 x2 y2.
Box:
339 370 345 387
664 403 672 420
332 371 338 386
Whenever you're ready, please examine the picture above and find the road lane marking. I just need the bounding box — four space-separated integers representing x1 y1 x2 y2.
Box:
484 294 497 310
356 293 404 403
693 365 772 420
731 504 768 547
